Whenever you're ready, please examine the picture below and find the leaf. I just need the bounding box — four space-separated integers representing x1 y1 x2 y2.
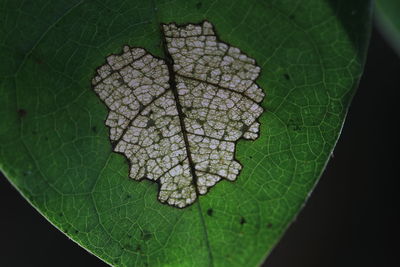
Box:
92 21 264 208
376 0 400 56
0 0 371 266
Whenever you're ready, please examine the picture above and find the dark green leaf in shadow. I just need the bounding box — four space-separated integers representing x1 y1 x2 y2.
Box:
376 0 400 56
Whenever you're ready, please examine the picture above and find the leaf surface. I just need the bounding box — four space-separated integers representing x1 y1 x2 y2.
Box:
0 0 371 266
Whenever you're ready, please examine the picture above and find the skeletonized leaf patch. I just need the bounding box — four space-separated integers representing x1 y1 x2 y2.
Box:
92 21 265 208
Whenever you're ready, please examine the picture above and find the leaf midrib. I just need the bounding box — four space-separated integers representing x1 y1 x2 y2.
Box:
160 27 201 195
150 1 214 265
11 0 215 264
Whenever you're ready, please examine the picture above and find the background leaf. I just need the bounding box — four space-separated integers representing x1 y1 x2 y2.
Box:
375 0 400 57
0 0 371 266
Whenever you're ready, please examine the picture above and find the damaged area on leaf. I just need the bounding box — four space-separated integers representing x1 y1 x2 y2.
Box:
92 21 265 208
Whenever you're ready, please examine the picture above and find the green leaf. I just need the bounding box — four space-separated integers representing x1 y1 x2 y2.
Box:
376 0 400 56
0 0 371 266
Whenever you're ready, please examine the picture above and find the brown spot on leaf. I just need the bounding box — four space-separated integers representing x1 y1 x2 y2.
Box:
141 230 152 241
17 109 27 118
207 208 213 216
240 124 249 133
287 119 302 131
146 119 156 128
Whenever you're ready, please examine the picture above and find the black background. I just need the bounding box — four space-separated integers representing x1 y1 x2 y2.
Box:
0 25 398 266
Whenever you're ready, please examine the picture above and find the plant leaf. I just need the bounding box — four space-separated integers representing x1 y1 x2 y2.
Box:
0 0 371 266
376 0 400 56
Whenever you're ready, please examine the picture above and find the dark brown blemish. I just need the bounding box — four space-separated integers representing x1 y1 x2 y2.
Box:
240 124 249 133
207 208 213 216
146 119 156 128
287 119 302 132
289 124 301 131
31 54 44 65
196 118 205 125
17 109 27 118
141 230 152 241
138 103 145 112
267 223 273 228
240 216 246 225
34 58 43 65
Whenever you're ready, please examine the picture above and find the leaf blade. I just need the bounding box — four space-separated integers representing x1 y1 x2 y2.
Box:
0 0 372 266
